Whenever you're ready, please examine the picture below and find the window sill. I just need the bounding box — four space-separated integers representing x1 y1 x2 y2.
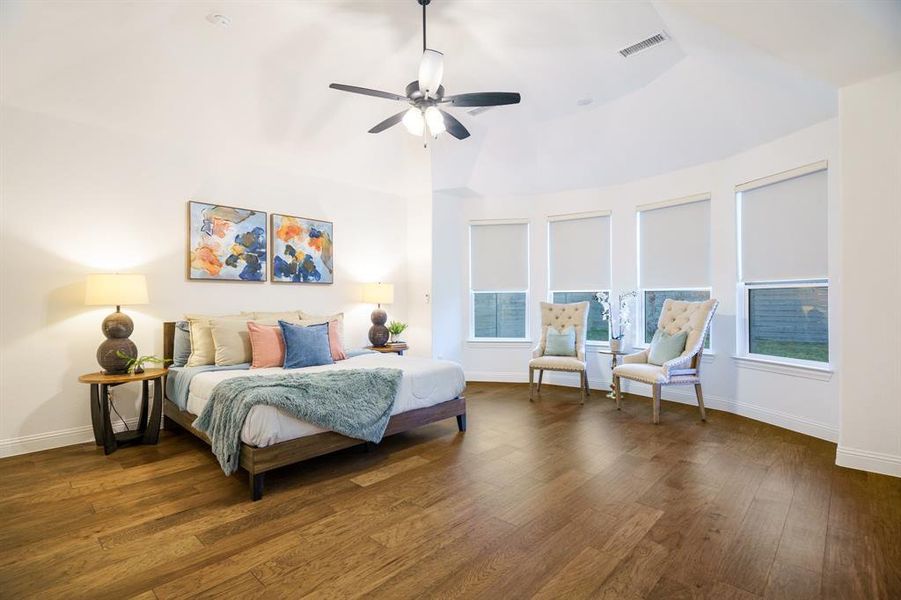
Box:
466 339 533 348
732 355 833 381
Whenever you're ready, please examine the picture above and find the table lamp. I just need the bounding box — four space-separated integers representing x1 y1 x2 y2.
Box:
85 273 149 374
362 282 394 347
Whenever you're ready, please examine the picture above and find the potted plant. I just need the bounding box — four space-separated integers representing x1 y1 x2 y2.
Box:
387 321 407 344
116 351 171 375
596 290 637 352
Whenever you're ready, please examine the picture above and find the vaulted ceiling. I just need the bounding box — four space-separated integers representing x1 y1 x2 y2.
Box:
2 1 899 198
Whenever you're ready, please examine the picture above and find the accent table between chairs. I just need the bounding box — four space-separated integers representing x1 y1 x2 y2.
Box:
598 348 632 399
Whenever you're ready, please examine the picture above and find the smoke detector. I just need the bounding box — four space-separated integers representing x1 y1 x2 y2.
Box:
206 13 231 27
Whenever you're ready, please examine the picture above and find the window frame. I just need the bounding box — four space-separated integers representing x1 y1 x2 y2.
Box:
636 287 714 350
737 279 830 369
467 219 531 343
548 289 611 346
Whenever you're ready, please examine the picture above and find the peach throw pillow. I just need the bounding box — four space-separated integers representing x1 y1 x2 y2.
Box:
328 320 347 361
247 322 285 368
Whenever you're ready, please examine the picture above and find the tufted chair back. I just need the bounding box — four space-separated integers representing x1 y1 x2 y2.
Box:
538 301 589 359
656 298 719 362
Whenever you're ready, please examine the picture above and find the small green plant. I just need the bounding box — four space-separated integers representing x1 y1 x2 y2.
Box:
116 351 171 375
387 321 407 341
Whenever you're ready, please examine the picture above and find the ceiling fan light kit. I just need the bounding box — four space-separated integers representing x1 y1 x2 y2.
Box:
329 0 521 144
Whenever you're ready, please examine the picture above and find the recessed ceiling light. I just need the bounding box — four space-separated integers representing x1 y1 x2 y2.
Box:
206 13 231 27
576 97 593 106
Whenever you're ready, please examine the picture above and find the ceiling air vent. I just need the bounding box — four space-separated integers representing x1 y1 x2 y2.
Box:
618 32 668 58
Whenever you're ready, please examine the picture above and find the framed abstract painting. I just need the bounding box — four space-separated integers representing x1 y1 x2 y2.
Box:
270 214 334 284
187 201 267 282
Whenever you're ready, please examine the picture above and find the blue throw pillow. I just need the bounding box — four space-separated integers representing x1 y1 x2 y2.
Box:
544 326 577 357
279 320 334 369
172 321 192 367
648 329 688 366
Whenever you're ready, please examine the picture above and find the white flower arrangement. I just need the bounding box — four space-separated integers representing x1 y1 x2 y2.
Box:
595 290 637 341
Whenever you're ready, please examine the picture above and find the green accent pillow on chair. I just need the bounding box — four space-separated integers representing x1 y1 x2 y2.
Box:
648 329 688 366
544 326 577 357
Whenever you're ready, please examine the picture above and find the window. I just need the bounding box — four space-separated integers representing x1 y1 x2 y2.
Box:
643 289 711 344
469 221 529 340
637 195 711 347
748 284 828 362
547 212 612 343
737 162 829 365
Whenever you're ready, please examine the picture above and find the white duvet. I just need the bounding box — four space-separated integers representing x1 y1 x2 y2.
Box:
186 353 466 447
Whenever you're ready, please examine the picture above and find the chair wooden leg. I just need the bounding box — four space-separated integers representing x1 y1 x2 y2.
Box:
694 383 707 421
537 369 544 392
529 368 534 401
613 375 622 409
579 371 586 405
652 384 661 424
583 371 590 396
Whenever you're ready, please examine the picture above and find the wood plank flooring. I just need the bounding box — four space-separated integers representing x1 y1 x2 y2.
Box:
1 382 899 599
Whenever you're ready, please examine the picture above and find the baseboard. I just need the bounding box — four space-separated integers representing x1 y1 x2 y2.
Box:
836 446 901 478
0 417 141 458
465 370 839 443
465 370 610 390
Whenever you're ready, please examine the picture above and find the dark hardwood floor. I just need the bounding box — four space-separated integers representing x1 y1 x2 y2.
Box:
1 382 899 599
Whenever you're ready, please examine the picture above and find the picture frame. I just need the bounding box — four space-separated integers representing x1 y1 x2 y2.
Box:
270 213 334 284
186 201 267 282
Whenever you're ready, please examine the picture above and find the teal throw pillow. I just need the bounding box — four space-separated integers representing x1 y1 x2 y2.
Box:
545 326 577 357
648 329 688 365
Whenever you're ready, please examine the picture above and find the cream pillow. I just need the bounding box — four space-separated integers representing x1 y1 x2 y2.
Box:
299 312 345 343
210 319 253 366
185 313 242 367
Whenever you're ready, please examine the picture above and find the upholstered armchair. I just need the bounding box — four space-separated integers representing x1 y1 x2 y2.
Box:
529 301 590 404
612 298 718 424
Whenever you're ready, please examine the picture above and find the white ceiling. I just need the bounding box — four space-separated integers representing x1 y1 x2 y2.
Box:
2 0 899 198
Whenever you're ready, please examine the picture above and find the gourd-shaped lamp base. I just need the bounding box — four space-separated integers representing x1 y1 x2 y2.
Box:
368 307 390 347
97 307 137 374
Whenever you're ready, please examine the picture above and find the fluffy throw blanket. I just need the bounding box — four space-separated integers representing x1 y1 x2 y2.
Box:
194 368 403 475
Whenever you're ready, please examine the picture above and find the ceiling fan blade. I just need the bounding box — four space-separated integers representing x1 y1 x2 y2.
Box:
439 110 470 140
418 49 444 98
368 111 407 134
329 83 406 102
443 92 521 107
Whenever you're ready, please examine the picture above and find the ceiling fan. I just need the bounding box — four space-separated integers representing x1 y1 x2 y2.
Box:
329 0 521 142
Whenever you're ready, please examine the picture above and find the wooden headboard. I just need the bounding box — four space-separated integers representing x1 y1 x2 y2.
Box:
163 321 175 368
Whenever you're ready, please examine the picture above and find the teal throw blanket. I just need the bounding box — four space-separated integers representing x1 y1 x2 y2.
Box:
194 368 403 475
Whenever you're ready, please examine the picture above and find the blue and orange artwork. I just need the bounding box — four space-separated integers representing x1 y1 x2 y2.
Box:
271 214 334 284
188 201 267 281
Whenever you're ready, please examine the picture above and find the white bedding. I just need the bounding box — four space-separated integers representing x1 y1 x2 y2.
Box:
186 353 465 447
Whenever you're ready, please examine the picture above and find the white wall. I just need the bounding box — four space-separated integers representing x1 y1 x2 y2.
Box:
0 105 428 456
437 119 841 441
836 71 901 477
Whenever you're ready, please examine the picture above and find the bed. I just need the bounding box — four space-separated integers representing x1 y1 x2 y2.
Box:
161 322 467 500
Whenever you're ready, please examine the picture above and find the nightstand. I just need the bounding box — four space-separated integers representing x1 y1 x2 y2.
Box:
78 368 166 455
366 343 408 356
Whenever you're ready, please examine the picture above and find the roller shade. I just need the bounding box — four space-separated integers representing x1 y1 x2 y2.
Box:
639 197 710 288
548 214 611 290
740 167 827 282
470 222 529 291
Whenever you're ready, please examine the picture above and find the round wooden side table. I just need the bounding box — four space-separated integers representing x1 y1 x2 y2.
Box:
365 343 408 356
78 368 167 455
598 349 631 399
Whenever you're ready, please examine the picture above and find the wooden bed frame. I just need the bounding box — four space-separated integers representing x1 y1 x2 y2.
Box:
161 322 466 500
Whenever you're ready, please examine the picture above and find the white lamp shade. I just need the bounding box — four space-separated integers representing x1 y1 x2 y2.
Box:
402 108 424 136
418 49 444 98
424 106 446 137
362 282 394 305
85 273 149 306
